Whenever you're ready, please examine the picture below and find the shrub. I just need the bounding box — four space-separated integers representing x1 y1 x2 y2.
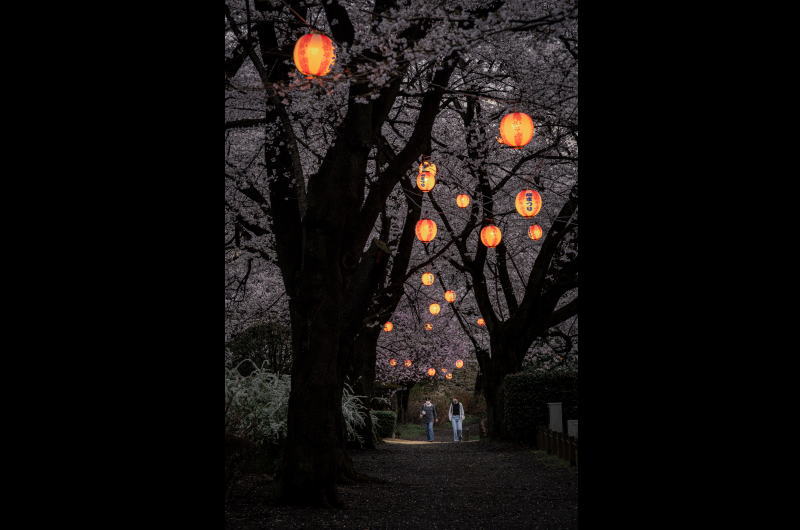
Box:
372 410 397 438
502 370 578 446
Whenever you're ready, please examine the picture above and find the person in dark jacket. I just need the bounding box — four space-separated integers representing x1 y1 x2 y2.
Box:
448 398 466 442
419 398 438 441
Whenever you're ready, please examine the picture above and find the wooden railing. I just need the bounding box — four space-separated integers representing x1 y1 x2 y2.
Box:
536 426 578 467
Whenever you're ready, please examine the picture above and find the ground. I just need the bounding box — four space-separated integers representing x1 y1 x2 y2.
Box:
226 423 578 529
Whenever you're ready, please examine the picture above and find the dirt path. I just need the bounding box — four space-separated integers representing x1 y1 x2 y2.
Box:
227 429 578 529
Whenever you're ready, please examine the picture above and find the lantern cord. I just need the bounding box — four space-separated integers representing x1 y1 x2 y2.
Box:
276 0 328 34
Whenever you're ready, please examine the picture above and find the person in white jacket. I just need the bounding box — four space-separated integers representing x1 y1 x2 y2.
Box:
448 398 466 442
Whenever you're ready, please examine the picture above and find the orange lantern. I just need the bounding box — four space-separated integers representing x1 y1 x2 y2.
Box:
480 225 502 248
477 318 485 327
441 368 448 374
444 290 456 303
404 359 413 367
528 224 543 240
429 303 441 315
292 33 336 78
415 219 437 242
455 359 464 368
383 321 393 332
445 373 453 380
424 323 433 331
427 368 436 376
389 358 397 366
498 112 535 148
417 161 437 192
421 272 435 286
456 194 470 208
515 189 542 217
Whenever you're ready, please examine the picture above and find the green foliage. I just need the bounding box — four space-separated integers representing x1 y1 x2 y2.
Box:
502 370 578 446
372 410 397 438
226 321 292 376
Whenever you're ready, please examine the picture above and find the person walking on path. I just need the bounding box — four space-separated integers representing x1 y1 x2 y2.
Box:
448 398 466 442
419 398 438 442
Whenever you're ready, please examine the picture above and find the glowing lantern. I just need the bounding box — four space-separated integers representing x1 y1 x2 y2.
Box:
389 358 397 366
292 33 336 78
498 112 535 149
515 189 542 218
445 373 453 380
456 194 470 208
480 225 502 248
444 290 456 303
429 303 441 315
415 219 437 242
427 368 436 376
421 272 435 286
383 322 393 332
404 359 412 367
417 161 437 192
528 224 543 240
477 318 485 327
441 368 448 374
424 323 433 331
455 359 464 369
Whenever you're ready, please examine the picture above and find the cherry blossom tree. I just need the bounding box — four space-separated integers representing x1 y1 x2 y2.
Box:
225 0 577 505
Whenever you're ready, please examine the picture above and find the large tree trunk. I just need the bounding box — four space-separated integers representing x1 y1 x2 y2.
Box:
278 280 344 506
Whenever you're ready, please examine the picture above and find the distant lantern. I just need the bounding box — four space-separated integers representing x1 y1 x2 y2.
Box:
417 161 437 192
455 359 464 369
292 33 336 78
445 373 453 380
389 358 397 366
415 219 437 242
498 112 535 149
424 323 433 331
427 368 436 376
477 318 486 327
444 290 456 303
404 359 413 367
421 272 435 286
441 368 448 374
429 303 441 315
383 321 393 332
515 189 542 218
528 224 543 240
456 194 470 208
480 225 503 248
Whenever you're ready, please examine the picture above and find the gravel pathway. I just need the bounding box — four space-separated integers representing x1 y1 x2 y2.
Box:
226 427 578 529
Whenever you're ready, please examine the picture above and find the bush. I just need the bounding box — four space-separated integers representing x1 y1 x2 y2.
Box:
372 410 397 438
502 370 578 446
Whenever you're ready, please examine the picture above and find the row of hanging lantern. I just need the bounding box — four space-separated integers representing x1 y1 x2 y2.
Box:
385 359 465 376
291 32 543 377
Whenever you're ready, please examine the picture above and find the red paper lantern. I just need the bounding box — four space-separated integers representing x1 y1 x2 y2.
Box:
444 290 456 303
528 224 543 240
498 112 535 148
477 318 485 327
389 358 397 366
292 33 335 78
415 219 437 242
515 189 542 218
383 322 393 332
424 323 433 331
417 161 437 192
429 303 441 315
456 194 470 208
421 272 435 286
480 225 502 248
455 359 464 369
404 359 413 367
445 373 453 380
427 368 436 376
